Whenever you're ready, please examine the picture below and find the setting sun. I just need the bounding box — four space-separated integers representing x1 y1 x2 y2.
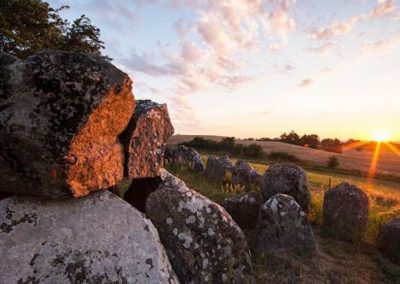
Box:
371 130 391 142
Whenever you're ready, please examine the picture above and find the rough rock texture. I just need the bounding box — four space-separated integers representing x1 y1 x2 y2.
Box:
166 145 205 173
0 191 178 283
261 163 311 211
204 155 234 184
0 50 134 198
253 194 316 253
232 160 262 191
323 182 369 242
378 218 400 263
120 100 174 179
222 191 263 229
146 170 252 283
124 177 162 213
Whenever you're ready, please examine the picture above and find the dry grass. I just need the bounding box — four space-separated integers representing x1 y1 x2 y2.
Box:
168 135 400 178
164 154 400 283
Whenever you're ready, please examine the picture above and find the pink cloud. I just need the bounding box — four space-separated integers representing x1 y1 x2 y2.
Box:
307 15 365 40
298 78 312 88
371 0 396 18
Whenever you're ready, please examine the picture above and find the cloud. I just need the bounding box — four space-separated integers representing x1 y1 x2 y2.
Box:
273 63 296 73
298 78 312 88
307 15 365 40
371 0 396 18
307 42 338 56
361 35 400 55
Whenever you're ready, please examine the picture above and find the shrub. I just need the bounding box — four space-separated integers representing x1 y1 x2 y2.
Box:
268 151 299 162
327 156 339 169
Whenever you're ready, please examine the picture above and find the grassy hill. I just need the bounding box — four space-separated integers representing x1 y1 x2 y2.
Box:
168 135 400 178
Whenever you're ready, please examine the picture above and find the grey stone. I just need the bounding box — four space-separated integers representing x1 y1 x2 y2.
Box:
204 155 233 184
253 194 316 253
378 218 400 263
222 191 263 229
0 191 179 284
146 170 252 284
166 145 205 173
261 163 311 211
232 160 262 191
119 100 174 179
323 182 369 243
0 50 134 198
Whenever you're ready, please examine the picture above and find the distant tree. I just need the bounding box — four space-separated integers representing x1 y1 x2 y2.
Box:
280 130 301 145
321 138 342 153
0 0 105 58
327 156 339 169
220 137 235 149
300 134 320 148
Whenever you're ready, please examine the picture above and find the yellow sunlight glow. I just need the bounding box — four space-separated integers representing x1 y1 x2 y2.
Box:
371 130 390 142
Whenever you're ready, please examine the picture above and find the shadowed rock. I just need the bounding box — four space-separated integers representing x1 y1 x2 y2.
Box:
222 191 263 229
323 182 369 243
119 100 174 179
0 50 134 198
378 218 400 263
166 145 205 173
124 177 162 213
232 160 262 191
146 170 252 283
253 194 316 254
261 163 311 211
0 191 179 283
204 155 233 184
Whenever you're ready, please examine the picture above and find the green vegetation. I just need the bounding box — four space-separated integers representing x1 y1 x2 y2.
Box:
326 155 339 169
180 137 264 159
166 153 400 246
0 0 105 58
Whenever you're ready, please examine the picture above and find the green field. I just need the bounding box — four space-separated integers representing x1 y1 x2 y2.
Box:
164 154 400 282
166 154 400 246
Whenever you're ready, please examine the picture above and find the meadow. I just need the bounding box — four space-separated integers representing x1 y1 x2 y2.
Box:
163 153 400 283
168 135 400 178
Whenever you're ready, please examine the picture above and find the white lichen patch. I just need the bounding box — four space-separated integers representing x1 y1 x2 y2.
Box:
185 215 196 224
178 232 193 248
166 218 173 225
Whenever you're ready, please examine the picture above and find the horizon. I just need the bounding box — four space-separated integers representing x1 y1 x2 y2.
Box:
48 0 400 141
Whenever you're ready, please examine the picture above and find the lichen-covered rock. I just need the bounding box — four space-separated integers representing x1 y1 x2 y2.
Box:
0 191 178 284
254 194 316 253
167 145 205 173
0 50 134 198
261 163 311 211
120 100 174 179
146 170 252 283
222 191 263 229
204 155 233 184
323 182 369 243
232 160 262 191
378 218 400 263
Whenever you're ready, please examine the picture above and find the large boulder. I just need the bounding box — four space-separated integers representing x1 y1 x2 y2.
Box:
378 218 400 263
253 194 316 253
119 100 174 179
232 160 262 191
261 163 311 211
323 182 369 242
146 170 252 283
222 191 263 229
168 145 205 173
0 50 134 198
204 155 233 184
0 191 178 283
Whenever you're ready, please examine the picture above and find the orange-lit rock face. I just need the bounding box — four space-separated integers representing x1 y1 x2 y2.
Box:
66 82 134 197
0 50 135 198
120 100 174 179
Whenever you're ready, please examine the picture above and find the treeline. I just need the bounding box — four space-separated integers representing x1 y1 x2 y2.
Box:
180 137 264 158
247 130 344 153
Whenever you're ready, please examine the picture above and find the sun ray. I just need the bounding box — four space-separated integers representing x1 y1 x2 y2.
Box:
384 141 400 157
367 141 382 183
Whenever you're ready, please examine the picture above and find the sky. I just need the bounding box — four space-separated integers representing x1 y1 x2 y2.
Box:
48 0 400 141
